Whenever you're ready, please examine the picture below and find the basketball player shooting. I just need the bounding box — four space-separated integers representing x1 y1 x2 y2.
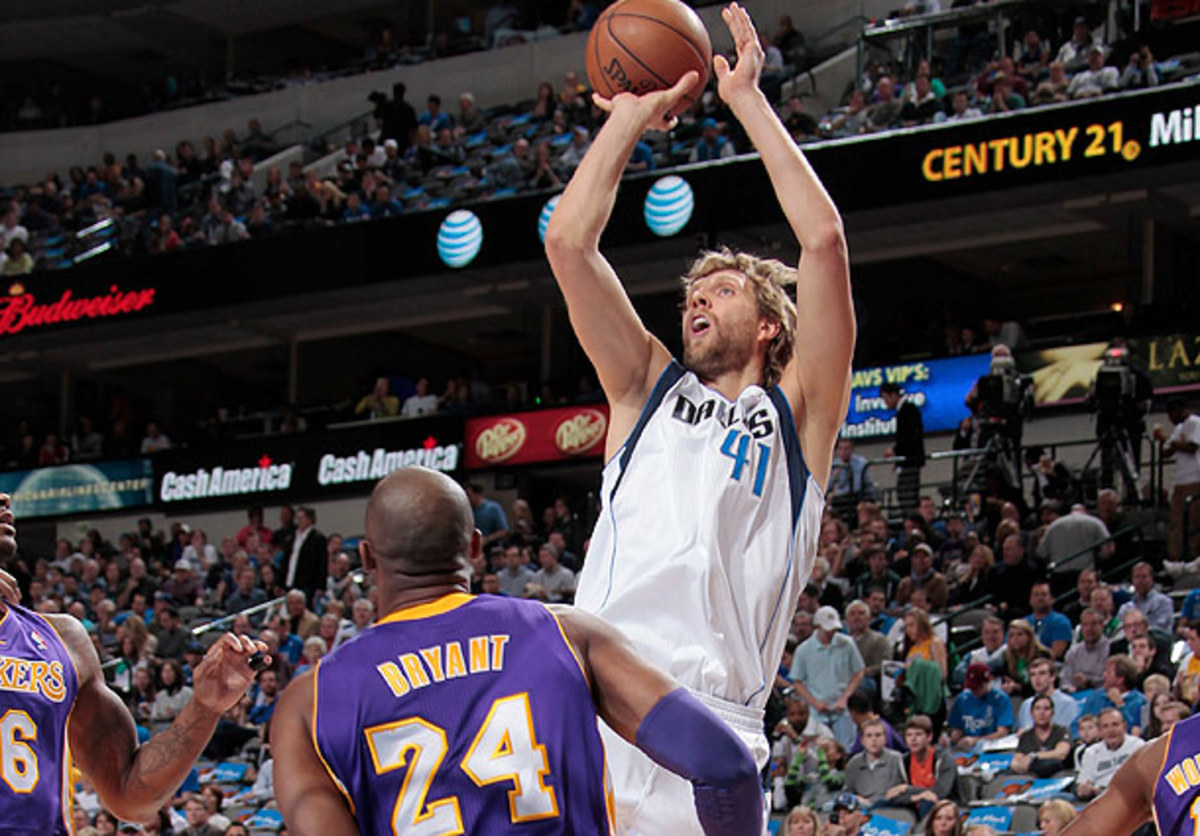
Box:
544 3 853 833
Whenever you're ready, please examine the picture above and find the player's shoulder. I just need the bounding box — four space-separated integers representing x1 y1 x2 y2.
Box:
39 611 100 679
33 610 88 649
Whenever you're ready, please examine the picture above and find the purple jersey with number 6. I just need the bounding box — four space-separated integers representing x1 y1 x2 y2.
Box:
0 604 78 836
313 593 611 835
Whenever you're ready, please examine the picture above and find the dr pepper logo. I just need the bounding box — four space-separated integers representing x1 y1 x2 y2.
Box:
474 417 527 463
554 409 607 455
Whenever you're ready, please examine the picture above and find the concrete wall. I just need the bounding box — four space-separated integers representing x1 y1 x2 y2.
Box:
5 0 880 185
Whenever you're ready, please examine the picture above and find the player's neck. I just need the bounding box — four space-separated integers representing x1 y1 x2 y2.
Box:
696 363 768 401
379 577 471 616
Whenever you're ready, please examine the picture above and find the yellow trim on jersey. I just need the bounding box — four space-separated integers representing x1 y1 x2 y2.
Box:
377 593 475 625
545 607 590 690
61 697 78 836
34 613 81 693
311 660 358 816
1153 723 1177 834
62 733 74 836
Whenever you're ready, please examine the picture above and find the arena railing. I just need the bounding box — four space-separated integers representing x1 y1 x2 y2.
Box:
834 433 1168 520
99 594 285 673
861 0 1026 77
944 523 1154 658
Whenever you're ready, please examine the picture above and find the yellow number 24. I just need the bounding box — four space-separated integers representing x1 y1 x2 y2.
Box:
364 693 558 836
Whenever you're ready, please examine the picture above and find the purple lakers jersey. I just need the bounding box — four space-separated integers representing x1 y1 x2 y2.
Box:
313 593 610 835
0 604 78 835
1155 714 1200 836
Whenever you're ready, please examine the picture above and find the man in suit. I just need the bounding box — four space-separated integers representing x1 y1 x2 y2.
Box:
283 506 327 604
881 382 925 514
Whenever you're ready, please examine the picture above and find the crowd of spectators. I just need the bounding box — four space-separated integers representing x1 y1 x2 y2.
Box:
820 11 1175 138
5 411 176 470
5 396 1200 833
763 447 1200 836
5 2 1192 276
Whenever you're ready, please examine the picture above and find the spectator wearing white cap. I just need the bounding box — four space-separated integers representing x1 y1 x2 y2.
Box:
1068 45 1120 99
789 605 865 748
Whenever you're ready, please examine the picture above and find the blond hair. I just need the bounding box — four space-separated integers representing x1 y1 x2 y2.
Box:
1038 799 1076 831
682 248 798 388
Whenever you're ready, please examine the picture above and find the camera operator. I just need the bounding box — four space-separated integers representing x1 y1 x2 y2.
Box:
1086 340 1151 499
966 345 1033 490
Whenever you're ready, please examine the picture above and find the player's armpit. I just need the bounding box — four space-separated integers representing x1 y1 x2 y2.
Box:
272 672 362 836
550 606 675 741
1061 736 1162 836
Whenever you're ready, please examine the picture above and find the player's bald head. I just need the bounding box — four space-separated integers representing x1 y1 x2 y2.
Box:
363 467 475 574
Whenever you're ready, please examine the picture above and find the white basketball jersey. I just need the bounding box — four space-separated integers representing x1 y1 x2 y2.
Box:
576 361 825 710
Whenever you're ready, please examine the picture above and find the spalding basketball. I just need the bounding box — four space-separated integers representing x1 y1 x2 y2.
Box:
585 0 712 117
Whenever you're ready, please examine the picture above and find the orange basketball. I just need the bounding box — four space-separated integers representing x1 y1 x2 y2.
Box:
585 0 712 118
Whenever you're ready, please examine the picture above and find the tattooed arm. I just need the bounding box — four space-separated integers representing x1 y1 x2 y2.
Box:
50 614 266 823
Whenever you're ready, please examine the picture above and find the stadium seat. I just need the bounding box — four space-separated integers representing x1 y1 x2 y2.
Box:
1010 804 1040 832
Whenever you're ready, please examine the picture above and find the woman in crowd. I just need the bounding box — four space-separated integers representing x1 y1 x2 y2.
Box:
201 783 232 831
150 658 194 721
92 809 117 836
531 81 556 120
926 799 963 836
259 562 285 599
899 606 948 678
1037 799 1077 836
783 805 821 836
295 635 328 676
1144 689 1175 740
1001 619 1050 697
509 497 537 541
108 630 150 697
950 544 993 605
130 664 157 721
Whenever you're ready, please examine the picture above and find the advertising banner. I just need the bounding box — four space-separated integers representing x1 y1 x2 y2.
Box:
465 404 610 469
1016 334 1200 407
1139 333 1200 393
1017 342 1110 406
841 354 992 440
861 814 912 836
0 459 153 518
154 416 462 509
965 807 1013 831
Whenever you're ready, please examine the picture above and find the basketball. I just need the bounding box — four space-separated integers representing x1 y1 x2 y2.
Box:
585 0 712 117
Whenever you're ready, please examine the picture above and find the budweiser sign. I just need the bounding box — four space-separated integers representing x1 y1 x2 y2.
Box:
465 404 610 468
474 418 527 463
0 285 156 335
554 409 607 455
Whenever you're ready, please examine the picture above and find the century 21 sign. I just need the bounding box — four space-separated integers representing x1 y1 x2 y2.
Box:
920 120 1140 182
